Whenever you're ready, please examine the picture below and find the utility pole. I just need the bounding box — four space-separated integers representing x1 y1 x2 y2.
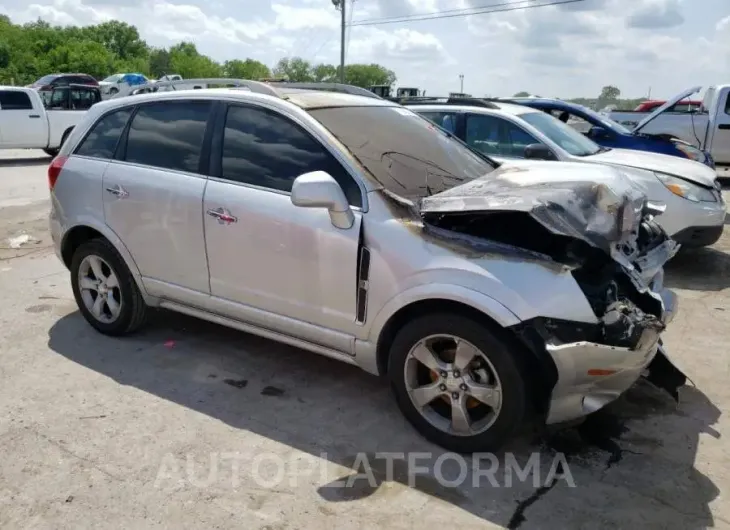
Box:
332 0 346 83
459 74 464 93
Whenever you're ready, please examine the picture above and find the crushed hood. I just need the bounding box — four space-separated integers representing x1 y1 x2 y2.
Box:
586 147 716 187
632 85 702 134
420 160 657 255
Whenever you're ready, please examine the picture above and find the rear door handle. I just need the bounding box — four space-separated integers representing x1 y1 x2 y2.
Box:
29 114 40 118
105 185 129 199
206 207 238 224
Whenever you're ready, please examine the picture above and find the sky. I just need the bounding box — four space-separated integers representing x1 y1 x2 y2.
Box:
1 0 729 99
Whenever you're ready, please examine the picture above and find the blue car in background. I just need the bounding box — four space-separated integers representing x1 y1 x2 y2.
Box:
502 96 715 169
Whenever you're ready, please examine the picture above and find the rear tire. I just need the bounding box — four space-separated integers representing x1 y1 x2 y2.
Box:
388 313 529 453
70 238 148 336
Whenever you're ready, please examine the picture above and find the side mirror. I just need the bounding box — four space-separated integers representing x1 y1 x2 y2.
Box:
291 171 354 229
524 143 557 161
589 126 609 139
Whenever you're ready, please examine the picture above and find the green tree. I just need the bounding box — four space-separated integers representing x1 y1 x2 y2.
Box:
513 91 530 97
168 42 222 78
311 63 337 82
223 59 271 80
47 41 115 79
148 48 171 78
343 63 396 88
272 57 313 82
599 85 621 101
83 21 148 61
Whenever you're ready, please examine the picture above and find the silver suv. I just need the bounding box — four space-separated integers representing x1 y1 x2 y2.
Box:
49 84 683 452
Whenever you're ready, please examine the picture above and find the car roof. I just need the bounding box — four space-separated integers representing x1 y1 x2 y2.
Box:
506 97 586 112
96 87 398 113
406 101 538 116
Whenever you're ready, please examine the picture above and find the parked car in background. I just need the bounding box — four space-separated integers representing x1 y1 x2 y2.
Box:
28 73 99 90
501 97 714 168
0 84 101 156
49 85 683 452
99 73 149 97
407 98 725 248
635 99 702 112
608 85 730 177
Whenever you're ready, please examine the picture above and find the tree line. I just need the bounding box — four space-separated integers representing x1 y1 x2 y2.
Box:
512 86 646 111
0 16 397 88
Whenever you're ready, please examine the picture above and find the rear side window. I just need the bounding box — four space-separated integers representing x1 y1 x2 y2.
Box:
220 105 362 207
75 108 133 159
0 90 33 110
124 101 211 174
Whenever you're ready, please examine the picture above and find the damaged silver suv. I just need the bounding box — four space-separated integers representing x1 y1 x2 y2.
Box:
49 85 685 452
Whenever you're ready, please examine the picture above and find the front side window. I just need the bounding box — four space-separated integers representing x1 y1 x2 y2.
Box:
0 90 33 110
75 108 133 159
220 105 362 207
308 106 495 200
124 100 211 174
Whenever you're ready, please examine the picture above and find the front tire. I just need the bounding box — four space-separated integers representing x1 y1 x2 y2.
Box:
70 238 148 336
388 313 528 453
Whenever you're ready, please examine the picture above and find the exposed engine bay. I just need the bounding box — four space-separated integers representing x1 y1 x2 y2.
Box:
418 166 686 399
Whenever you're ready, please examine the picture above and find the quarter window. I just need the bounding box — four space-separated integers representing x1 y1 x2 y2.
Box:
220 105 362 207
124 101 211 174
0 90 33 110
75 108 133 159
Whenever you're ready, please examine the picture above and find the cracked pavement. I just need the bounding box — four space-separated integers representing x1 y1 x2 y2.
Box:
0 150 728 529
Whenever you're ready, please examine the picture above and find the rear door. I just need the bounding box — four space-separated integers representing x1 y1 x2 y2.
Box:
103 99 213 303
0 89 48 148
203 102 363 344
464 113 546 158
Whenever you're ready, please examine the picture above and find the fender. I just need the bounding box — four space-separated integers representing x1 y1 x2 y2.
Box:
354 283 521 376
60 215 158 306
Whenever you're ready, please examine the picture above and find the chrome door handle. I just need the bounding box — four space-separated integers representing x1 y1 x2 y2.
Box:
105 185 129 199
206 207 238 224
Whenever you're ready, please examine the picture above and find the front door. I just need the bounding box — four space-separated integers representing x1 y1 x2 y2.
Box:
203 103 364 344
0 89 47 148
103 99 213 302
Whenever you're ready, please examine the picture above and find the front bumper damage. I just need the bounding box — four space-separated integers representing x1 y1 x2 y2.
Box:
418 165 689 424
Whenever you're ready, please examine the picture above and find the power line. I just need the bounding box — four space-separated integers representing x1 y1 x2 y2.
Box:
348 0 586 27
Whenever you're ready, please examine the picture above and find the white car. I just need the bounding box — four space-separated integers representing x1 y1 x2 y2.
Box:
408 100 726 248
99 73 149 98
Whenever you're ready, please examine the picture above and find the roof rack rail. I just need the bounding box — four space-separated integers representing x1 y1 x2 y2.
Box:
263 81 383 99
392 96 499 109
111 78 281 99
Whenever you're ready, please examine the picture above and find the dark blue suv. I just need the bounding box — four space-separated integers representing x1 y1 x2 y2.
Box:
503 97 714 169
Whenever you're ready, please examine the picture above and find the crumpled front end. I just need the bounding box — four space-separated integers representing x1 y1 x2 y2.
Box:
419 161 686 423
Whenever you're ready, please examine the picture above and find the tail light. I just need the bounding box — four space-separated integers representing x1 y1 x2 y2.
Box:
48 155 68 190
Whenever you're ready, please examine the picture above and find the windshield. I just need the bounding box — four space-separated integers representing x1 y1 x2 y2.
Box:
574 105 631 134
520 111 603 157
102 74 122 83
308 106 496 200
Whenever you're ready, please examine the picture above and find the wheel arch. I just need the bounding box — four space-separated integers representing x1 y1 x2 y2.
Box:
60 222 152 303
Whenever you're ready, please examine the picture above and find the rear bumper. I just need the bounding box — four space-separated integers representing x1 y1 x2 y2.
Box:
672 224 724 248
545 284 678 425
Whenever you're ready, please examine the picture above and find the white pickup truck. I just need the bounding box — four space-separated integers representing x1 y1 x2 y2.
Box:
0 85 101 156
609 85 730 177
